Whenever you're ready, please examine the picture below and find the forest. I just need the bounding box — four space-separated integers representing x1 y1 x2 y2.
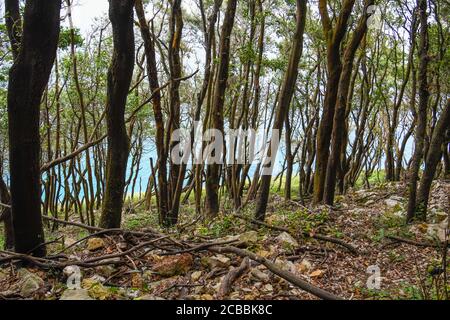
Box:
0 0 448 301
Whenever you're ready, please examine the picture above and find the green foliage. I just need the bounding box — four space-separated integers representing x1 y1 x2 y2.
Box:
198 214 239 238
273 208 329 234
59 27 84 49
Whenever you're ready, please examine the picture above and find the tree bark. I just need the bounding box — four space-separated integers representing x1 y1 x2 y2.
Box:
323 0 373 205
0 177 13 249
205 0 237 217
99 0 135 229
4 0 21 59
7 0 62 256
254 0 307 221
313 0 355 203
415 99 449 220
406 0 429 223
135 0 169 226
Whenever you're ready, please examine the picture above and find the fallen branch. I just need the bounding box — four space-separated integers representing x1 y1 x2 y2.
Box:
208 245 343 300
218 257 250 299
386 235 446 249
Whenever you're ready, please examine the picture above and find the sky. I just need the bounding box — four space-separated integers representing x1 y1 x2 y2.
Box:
69 0 109 34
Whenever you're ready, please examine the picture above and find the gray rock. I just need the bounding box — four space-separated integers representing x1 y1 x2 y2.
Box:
250 269 270 282
17 269 44 297
384 198 401 208
60 289 93 300
276 232 299 248
138 295 166 300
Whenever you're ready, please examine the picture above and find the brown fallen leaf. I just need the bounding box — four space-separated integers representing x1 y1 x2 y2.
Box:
309 270 325 278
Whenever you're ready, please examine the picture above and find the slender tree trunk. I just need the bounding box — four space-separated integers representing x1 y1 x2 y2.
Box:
135 0 169 226
415 100 449 220
254 0 307 221
7 0 62 256
313 0 355 203
323 0 372 205
407 0 429 223
99 0 135 229
0 177 13 249
205 0 237 217
167 0 184 225
284 110 293 200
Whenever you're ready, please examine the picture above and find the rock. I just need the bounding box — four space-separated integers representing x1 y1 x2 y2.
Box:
60 289 93 300
86 238 105 251
364 200 375 206
191 271 203 282
384 198 402 208
297 259 313 274
17 269 44 297
276 232 299 249
263 284 273 292
153 254 193 277
120 288 140 299
138 295 165 300
203 254 231 269
238 231 259 244
431 212 448 224
426 223 447 242
274 258 296 273
393 211 405 218
219 231 259 246
250 269 270 282
96 265 116 277
63 265 81 278
82 277 110 300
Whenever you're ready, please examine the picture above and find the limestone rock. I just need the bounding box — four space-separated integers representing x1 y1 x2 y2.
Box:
203 254 231 269
250 269 270 282
17 269 44 297
427 222 447 242
276 232 299 248
138 295 165 300
60 289 93 300
219 231 259 246
191 271 202 282
384 198 402 208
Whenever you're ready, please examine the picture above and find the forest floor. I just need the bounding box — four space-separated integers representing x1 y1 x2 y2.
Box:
0 180 449 300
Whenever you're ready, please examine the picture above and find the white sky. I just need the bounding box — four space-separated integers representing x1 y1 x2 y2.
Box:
70 0 109 34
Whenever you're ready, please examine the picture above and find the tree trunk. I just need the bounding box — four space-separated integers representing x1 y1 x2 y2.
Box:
7 0 62 256
415 100 449 220
323 0 372 205
99 0 135 229
167 0 184 226
313 0 356 203
4 0 21 59
135 0 169 226
205 0 237 217
254 0 307 221
0 177 13 250
406 0 429 223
